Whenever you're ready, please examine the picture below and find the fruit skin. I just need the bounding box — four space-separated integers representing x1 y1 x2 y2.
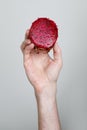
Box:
28 18 58 50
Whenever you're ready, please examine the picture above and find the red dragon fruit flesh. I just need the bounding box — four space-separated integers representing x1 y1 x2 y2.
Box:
28 18 58 50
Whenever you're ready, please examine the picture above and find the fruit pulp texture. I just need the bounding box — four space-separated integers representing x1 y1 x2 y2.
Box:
29 18 58 49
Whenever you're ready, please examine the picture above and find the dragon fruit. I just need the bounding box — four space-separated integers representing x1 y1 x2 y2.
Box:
28 18 58 50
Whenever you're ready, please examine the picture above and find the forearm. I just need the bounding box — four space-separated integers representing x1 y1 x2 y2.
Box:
21 28 63 130
35 85 61 130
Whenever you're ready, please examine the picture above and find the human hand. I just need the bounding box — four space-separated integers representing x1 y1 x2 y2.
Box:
21 29 63 97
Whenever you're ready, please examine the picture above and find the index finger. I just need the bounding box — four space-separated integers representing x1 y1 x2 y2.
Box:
25 29 30 39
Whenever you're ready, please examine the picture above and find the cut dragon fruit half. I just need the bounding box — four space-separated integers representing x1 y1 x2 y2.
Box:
28 18 58 50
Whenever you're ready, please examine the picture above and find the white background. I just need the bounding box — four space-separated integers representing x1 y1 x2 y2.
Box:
0 0 87 130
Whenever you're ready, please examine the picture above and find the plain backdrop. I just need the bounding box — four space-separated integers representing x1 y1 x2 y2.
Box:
0 0 87 130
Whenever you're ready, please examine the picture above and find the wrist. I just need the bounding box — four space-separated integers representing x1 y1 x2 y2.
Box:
34 82 57 102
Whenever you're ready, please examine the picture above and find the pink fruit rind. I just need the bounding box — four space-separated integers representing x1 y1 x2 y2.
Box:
28 18 58 49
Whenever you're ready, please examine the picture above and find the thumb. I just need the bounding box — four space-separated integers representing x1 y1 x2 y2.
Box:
53 43 63 68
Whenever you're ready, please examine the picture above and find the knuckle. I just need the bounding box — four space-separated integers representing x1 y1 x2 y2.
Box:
20 41 24 52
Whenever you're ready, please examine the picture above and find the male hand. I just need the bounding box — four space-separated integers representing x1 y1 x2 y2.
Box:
21 29 63 97
21 29 63 130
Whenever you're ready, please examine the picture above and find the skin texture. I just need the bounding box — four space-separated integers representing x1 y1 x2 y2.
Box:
21 29 63 130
